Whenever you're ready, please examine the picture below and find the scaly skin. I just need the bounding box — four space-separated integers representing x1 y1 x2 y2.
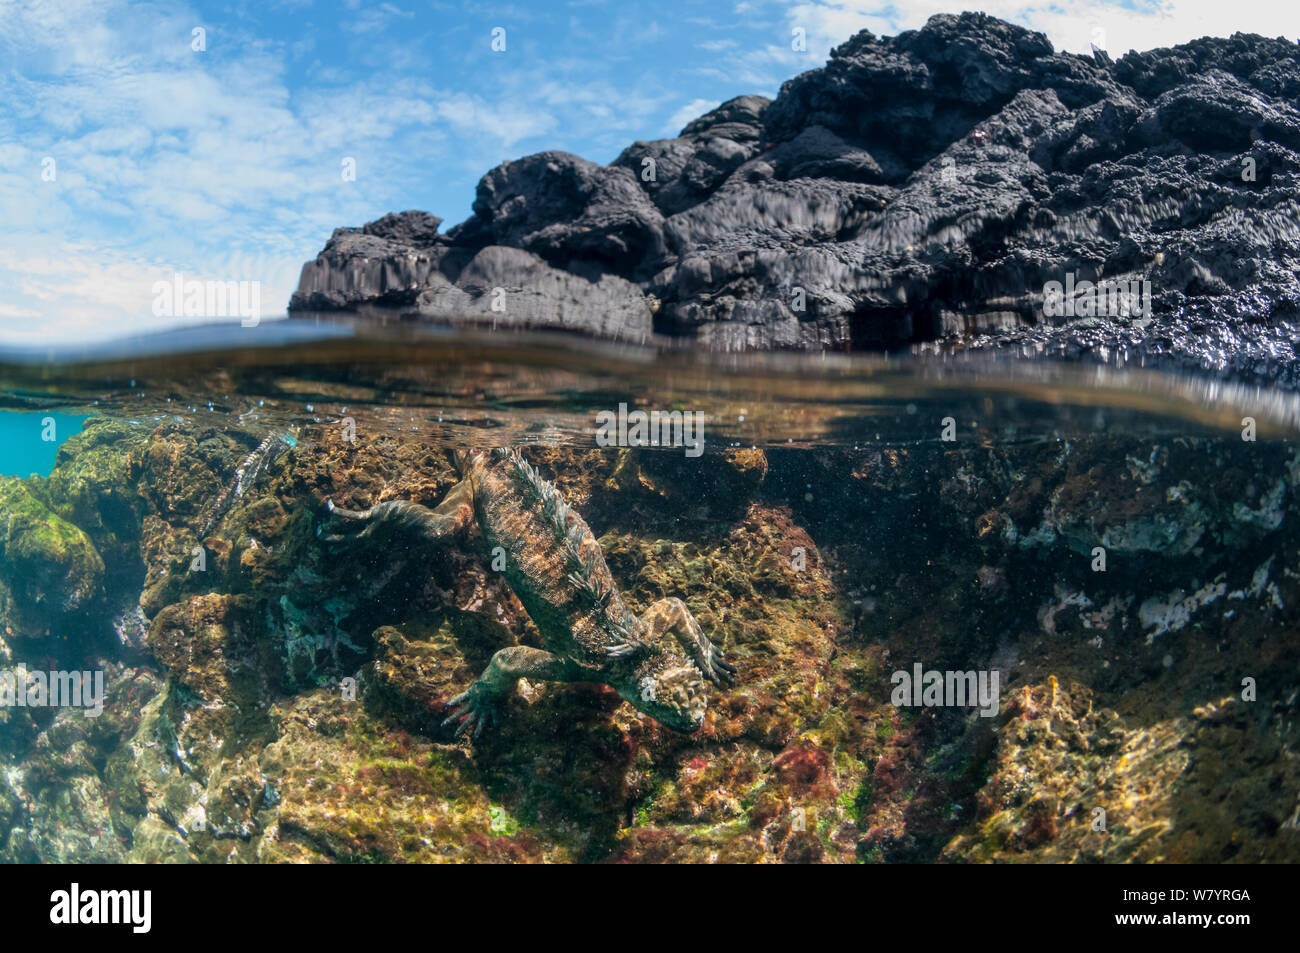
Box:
201 428 299 537
319 448 735 736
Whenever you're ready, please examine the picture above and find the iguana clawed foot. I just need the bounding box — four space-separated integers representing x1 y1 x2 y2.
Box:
442 683 501 740
635 597 737 691
698 641 738 687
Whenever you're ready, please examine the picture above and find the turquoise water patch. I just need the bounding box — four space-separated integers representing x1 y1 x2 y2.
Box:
0 412 91 477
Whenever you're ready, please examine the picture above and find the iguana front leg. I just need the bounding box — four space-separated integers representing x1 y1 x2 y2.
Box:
318 478 474 544
637 597 736 687
443 646 582 739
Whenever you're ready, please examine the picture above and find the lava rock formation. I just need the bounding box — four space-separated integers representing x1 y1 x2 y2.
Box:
290 12 1300 386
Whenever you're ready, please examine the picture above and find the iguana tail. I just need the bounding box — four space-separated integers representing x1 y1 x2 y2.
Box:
318 493 471 545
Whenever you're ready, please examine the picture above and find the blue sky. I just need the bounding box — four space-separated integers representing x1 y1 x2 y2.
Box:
2 0 1296 344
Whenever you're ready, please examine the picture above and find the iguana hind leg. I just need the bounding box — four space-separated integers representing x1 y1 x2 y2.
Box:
318 478 474 544
638 597 736 687
443 646 581 739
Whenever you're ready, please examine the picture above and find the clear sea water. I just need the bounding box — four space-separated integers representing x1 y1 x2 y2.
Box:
1 317 1297 864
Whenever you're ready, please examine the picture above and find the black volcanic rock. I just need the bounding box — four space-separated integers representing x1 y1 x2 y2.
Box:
361 210 445 244
610 95 771 217
412 245 652 342
290 210 459 311
450 151 666 275
289 11 1300 386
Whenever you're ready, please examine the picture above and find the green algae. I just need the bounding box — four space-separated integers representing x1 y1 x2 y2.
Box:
0 477 105 634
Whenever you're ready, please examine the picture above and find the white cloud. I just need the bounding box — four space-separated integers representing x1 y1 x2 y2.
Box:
0 0 584 343
666 98 720 135
0 239 301 344
0 303 42 320
434 93 558 147
779 1 1300 59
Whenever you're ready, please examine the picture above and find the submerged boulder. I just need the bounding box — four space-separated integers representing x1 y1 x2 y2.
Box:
0 479 104 637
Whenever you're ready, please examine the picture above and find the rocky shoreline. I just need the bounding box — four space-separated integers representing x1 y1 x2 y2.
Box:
291 13 1300 387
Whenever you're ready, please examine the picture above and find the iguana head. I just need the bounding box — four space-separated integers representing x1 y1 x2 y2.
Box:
624 652 708 732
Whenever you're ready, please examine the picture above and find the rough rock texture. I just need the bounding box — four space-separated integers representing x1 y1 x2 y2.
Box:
2 414 1298 863
291 13 1300 386
414 246 653 342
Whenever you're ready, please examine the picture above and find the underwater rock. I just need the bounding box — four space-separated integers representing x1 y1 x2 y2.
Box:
360 622 477 736
291 13 1300 386
44 420 146 574
939 677 1300 862
0 664 161 863
0 478 104 637
4 411 1298 863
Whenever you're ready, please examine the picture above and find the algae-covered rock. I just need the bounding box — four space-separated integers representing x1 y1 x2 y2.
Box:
0 478 104 636
258 687 564 863
362 622 478 736
3 408 1297 864
45 419 148 569
147 593 279 764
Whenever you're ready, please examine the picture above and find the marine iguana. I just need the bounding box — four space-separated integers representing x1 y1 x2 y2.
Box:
201 427 299 537
318 448 735 736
